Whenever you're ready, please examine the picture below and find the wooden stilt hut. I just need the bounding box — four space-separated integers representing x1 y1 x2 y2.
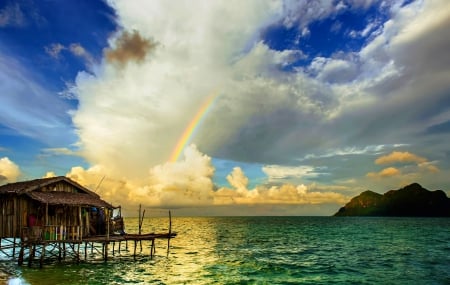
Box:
1 176 175 266
0 176 119 241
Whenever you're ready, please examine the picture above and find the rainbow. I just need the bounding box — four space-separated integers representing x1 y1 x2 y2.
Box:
169 93 218 162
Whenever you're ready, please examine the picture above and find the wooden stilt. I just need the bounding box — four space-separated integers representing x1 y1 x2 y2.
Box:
138 205 145 253
12 237 16 257
150 239 155 258
9 210 176 266
76 243 80 264
104 242 108 262
28 244 35 267
58 242 62 262
18 244 24 265
40 244 45 268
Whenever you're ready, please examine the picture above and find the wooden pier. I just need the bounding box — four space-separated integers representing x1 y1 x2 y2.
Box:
10 231 176 268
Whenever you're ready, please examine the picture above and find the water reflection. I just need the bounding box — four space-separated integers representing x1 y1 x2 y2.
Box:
4 217 222 285
3 217 450 284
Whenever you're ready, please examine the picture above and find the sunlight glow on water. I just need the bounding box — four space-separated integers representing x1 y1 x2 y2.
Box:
2 217 450 284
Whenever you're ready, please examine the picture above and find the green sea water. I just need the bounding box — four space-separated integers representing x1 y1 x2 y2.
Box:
2 216 450 284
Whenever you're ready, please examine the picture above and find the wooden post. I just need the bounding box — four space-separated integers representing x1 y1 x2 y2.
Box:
138 205 141 235
12 237 16 257
85 209 89 238
106 208 110 240
139 209 145 252
84 242 88 260
18 244 24 265
104 242 108 262
40 244 45 268
78 206 82 238
58 242 62 262
45 204 48 226
150 239 155 258
167 210 172 257
76 243 80 264
12 198 17 238
28 244 35 267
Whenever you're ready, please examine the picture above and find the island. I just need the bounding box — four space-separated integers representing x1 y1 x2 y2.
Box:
334 183 450 217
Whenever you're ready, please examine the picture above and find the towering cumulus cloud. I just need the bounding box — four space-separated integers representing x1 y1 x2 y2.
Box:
72 0 282 178
68 0 450 214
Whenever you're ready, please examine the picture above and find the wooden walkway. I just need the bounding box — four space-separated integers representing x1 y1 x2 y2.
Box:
1 232 176 268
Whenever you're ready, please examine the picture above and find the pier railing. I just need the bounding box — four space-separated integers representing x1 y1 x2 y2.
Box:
22 225 82 242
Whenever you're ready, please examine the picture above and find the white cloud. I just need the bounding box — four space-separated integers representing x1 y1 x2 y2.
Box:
41 147 79 157
45 42 95 68
309 57 358 83
73 0 285 176
45 43 65 59
0 3 25 27
281 0 341 29
69 43 94 66
262 164 318 180
301 144 405 161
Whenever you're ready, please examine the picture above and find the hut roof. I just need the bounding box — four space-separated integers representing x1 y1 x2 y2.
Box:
26 192 112 208
0 176 114 208
0 176 99 197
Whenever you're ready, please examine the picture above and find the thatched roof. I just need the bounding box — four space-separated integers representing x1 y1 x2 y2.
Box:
0 176 113 208
26 192 112 208
0 176 99 197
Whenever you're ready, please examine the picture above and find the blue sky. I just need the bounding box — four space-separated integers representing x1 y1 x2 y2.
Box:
1 0 449 215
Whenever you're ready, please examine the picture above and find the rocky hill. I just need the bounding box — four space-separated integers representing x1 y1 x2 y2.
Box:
334 183 450 217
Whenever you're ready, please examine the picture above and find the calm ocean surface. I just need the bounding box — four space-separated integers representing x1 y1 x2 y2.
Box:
1 216 450 284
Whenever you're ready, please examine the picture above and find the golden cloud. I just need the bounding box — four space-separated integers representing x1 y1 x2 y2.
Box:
367 167 401 178
57 146 348 214
375 151 427 165
418 162 440 173
0 157 21 183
